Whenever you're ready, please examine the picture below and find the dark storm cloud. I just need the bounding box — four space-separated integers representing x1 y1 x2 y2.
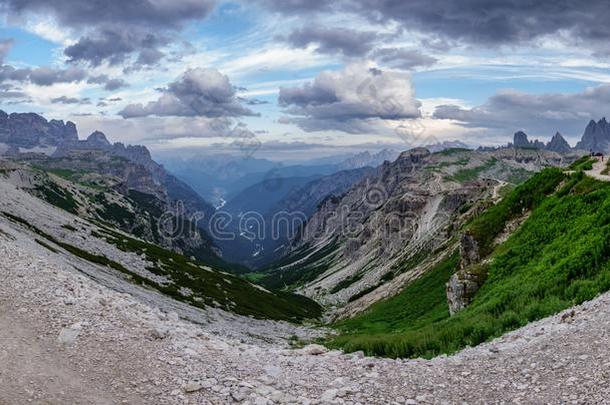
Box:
119 68 257 119
433 85 610 137
284 26 379 57
278 64 421 133
260 0 610 55
0 0 215 66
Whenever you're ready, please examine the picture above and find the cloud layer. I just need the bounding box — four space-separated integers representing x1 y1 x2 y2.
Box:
434 85 610 139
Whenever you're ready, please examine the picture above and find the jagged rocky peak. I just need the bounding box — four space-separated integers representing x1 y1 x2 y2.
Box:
512 131 545 149
86 131 111 147
0 109 78 149
546 132 572 153
513 131 530 147
576 117 610 153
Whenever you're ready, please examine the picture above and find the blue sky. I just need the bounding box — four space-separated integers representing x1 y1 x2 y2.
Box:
1 0 610 160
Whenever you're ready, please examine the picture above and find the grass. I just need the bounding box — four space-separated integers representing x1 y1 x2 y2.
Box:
466 167 565 257
332 252 458 336
568 155 595 171
327 170 610 358
446 158 498 183
96 226 322 321
35 182 79 214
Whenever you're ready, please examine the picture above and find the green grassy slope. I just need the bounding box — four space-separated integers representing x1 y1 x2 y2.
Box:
328 169 610 358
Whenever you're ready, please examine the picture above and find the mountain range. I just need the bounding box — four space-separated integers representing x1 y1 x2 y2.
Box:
508 118 610 154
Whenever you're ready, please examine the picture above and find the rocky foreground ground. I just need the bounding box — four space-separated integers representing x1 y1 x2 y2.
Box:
1 229 610 405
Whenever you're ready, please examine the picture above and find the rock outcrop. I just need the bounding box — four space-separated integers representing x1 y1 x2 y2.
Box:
575 118 610 153
512 131 547 150
446 233 486 315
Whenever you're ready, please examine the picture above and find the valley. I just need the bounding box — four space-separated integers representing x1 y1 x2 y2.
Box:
3 110 610 403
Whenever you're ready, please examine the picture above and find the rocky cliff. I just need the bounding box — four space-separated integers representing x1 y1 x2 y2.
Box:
0 110 77 151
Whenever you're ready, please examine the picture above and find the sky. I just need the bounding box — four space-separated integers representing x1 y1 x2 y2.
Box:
1 0 610 160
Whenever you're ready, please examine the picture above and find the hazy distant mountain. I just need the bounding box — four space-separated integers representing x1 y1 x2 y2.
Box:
424 140 471 152
338 149 399 170
215 167 375 268
159 150 396 207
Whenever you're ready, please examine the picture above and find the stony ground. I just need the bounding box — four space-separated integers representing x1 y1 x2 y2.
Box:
2 218 610 405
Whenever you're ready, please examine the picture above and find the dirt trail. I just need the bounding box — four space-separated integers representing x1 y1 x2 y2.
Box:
586 156 610 181
0 309 130 405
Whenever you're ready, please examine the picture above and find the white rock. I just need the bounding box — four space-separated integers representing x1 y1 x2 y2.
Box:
320 389 338 402
183 381 203 393
57 326 80 345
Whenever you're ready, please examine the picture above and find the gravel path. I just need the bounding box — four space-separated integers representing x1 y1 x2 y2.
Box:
2 219 610 405
586 156 610 182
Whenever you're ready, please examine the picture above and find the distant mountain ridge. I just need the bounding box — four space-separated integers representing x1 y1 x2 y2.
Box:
510 130 572 153
0 110 77 152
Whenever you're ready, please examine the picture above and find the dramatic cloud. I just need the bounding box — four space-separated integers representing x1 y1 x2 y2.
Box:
372 48 437 70
278 63 421 133
260 0 610 56
284 26 379 57
119 68 256 119
433 85 610 139
0 0 215 67
0 65 86 85
64 30 167 67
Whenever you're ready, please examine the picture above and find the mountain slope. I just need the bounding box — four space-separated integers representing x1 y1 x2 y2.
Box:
0 164 321 322
259 147 577 318
329 167 610 358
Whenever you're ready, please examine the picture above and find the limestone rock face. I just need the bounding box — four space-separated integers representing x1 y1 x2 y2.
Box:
447 271 483 315
446 233 486 315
